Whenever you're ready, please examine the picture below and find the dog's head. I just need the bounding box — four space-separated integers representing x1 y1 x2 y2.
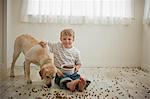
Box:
39 63 57 88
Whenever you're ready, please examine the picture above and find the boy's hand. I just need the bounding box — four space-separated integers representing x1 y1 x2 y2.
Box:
74 65 81 72
57 69 64 77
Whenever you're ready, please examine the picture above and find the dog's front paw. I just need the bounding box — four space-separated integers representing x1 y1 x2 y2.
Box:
10 75 15 78
10 72 15 77
27 80 32 84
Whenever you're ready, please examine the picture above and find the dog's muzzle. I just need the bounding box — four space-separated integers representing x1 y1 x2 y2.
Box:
46 83 52 88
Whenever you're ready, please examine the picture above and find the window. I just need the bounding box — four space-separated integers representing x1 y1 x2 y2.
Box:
143 0 150 24
21 0 135 24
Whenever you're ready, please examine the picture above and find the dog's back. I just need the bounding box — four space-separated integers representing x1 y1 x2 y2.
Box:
14 34 38 54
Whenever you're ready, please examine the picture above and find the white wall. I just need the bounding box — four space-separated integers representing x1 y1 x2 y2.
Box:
7 0 144 67
142 25 150 72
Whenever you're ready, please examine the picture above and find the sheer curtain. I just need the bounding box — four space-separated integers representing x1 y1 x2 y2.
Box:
143 0 150 24
21 0 135 24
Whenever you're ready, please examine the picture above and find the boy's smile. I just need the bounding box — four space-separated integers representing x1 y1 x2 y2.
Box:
60 36 74 48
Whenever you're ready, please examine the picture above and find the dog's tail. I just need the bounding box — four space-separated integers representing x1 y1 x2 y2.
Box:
38 41 47 48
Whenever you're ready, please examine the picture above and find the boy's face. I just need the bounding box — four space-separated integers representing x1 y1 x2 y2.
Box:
60 35 74 48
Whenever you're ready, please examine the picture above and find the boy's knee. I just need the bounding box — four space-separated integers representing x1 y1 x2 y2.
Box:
59 77 72 89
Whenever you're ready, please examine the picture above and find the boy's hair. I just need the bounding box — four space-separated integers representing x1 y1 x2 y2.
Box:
60 29 75 39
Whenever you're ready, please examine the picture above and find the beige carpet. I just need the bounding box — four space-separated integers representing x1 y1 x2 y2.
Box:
0 67 150 99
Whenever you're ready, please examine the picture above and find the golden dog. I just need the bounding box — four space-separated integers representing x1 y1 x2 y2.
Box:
10 34 62 87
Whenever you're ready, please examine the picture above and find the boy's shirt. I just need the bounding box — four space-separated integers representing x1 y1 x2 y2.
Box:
48 42 81 68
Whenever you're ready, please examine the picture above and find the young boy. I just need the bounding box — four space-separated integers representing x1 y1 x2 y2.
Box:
48 28 90 92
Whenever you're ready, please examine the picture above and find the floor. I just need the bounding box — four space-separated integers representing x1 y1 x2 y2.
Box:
0 66 150 99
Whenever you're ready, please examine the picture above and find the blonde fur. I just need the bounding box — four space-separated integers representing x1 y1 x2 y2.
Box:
10 34 58 87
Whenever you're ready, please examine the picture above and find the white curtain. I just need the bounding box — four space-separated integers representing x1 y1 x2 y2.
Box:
143 0 150 24
21 0 135 24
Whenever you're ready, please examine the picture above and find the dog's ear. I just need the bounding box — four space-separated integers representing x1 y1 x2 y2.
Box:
39 41 47 48
39 69 44 79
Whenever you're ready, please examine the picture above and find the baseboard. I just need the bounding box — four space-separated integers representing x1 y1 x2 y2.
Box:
7 64 141 68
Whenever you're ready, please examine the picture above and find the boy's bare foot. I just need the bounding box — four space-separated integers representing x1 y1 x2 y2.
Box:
78 77 86 92
66 79 80 92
